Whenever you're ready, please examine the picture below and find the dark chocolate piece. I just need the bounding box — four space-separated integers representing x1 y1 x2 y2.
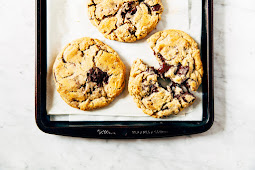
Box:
130 7 137 15
152 4 161 11
150 85 158 93
158 63 172 75
176 64 189 75
87 67 109 87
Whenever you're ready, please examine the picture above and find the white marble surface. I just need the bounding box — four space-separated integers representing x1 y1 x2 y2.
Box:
0 0 255 169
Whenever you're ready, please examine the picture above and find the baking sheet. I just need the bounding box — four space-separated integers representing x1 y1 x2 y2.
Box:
46 0 203 121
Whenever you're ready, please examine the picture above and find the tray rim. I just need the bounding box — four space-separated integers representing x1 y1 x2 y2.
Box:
35 0 214 139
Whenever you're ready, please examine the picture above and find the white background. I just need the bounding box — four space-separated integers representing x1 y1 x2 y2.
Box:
0 0 255 169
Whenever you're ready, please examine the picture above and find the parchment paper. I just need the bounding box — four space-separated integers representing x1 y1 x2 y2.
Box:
46 0 203 121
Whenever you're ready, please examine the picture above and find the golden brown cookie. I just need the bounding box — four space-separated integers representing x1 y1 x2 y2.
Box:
128 30 203 118
88 0 164 42
53 37 126 110
147 29 203 91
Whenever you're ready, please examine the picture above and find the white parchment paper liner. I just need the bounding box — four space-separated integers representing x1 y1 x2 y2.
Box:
47 0 202 121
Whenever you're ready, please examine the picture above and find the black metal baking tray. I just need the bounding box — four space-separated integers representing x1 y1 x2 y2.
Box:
35 0 214 139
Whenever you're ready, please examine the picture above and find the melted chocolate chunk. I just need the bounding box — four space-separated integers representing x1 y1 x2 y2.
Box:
174 94 181 99
128 1 135 7
158 63 172 75
157 53 165 62
122 2 137 17
150 85 158 93
146 66 157 73
155 52 172 75
130 7 137 15
176 64 189 75
151 4 161 11
121 11 126 18
62 57 67 63
87 67 109 87
183 79 190 89
128 28 136 35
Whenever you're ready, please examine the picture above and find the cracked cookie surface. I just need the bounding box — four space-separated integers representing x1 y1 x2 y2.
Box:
88 0 164 42
53 37 126 110
128 30 203 118
147 29 203 91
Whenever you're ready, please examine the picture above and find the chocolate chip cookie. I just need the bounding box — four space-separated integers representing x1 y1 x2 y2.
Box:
53 37 126 110
128 30 203 118
88 0 164 42
147 29 203 91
